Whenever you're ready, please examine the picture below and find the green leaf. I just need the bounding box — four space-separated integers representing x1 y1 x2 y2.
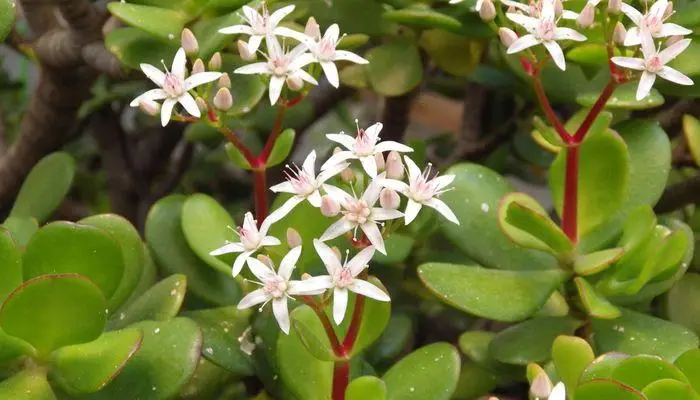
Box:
568 44 620 69
579 352 630 383
0 370 56 400
383 343 460 400
0 274 106 356
225 142 253 169
181 194 235 275
574 249 625 276
181 307 253 375
366 314 414 366
22 222 124 308
575 379 645 400
107 3 187 40
643 379 700 400
124 0 210 15
592 309 699 361
107 274 186 330
0 0 15 42
1 216 38 247
80 214 145 313
552 335 595 392
9 152 75 223
418 263 568 322
575 277 621 319
383 7 461 30
498 192 572 255
295 0 390 36
145 195 241 306
365 39 423 97
290 305 337 362
549 130 629 236
665 273 700 336
577 82 664 110
675 349 700 394
669 41 700 77
192 12 244 60
374 234 414 265
488 317 581 365
458 331 516 374
266 129 296 167
123 243 158 308
0 228 22 302
683 114 700 166
451 362 500 400
346 376 386 400
419 29 483 77
439 163 557 270
611 355 688 391
84 318 201 400
50 328 143 394
105 27 179 69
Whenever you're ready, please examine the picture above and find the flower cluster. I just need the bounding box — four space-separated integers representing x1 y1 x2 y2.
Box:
209 121 459 333
465 0 694 100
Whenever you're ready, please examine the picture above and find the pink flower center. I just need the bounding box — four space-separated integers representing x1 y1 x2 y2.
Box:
263 276 288 298
249 8 270 35
284 165 316 196
536 18 556 41
645 55 664 72
333 267 354 288
163 73 185 97
316 38 336 61
268 56 290 76
409 164 442 203
238 227 260 250
641 15 663 34
344 199 371 225
354 129 376 156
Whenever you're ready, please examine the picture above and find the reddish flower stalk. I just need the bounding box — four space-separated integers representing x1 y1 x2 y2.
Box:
332 361 350 400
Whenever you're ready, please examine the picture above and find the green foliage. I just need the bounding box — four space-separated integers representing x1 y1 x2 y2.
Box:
382 343 460 400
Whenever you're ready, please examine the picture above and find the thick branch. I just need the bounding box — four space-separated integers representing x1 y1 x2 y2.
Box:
655 175 700 213
381 87 421 143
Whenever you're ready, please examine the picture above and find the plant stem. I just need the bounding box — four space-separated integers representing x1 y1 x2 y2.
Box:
253 168 268 222
532 75 573 145
302 296 343 355
261 105 287 161
332 361 350 400
562 145 579 242
573 80 616 142
342 294 365 351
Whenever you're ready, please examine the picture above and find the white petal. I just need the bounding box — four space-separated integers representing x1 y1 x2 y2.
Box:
321 61 340 88
247 257 276 281
623 27 641 46
268 76 285 105
541 0 555 19
160 98 176 127
270 181 295 194
403 156 422 180
426 198 460 225
289 53 317 71
561 10 579 20
660 38 692 64
302 150 317 178
273 298 290 334
659 23 693 39
620 3 643 24
289 42 310 60
543 41 566 70
186 72 223 90
333 288 349 324
350 280 391 302
237 289 270 310
373 141 414 153
320 218 355 241
649 0 668 18
360 156 378 178
140 63 166 86
178 93 201 118
248 35 264 53
506 13 539 31
218 25 254 35
323 184 354 205
333 50 369 64
129 89 168 106
404 199 422 225
242 6 260 25
506 35 541 54
636 71 657 101
549 382 566 400
314 239 342 275
363 178 383 206
347 246 375 277
365 122 383 140
658 66 694 85
372 208 403 221
243 212 257 232
320 150 356 171
234 62 271 75
294 69 319 85
261 236 282 246
171 48 187 80
360 222 385 255
433 174 455 190
640 30 656 60
501 0 531 13
274 26 311 43
611 57 646 71
210 242 244 256
553 27 586 41
378 178 409 194
324 24 340 43
279 245 302 281
232 251 253 277
308 191 322 207
269 4 295 27
316 162 349 183
288 276 333 295
326 133 356 149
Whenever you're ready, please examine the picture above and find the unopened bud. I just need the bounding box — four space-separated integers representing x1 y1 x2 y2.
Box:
219 73 231 89
181 28 199 55
208 52 222 70
375 153 385 171
613 22 627 44
192 58 205 75
498 27 518 48
257 254 274 268
577 3 595 28
195 97 208 113
237 40 255 61
664 1 674 19
340 167 355 182
666 35 683 46
479 0 496 21
139 98 160 116
554 0 564 15
607 0 621 13
286 74 304 91
305 17 321 41
530 372 553 398
301 273 313 280
320 195 341 217
213 88 233 111
331 246 342 260
286 228 302 248
386 151 404 180
379 188 400 210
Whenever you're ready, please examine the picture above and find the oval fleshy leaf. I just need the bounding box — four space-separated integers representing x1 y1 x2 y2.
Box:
552 335 595 392
488 317 581 365
643 379 700 400
0 370 56 400
575 277 621 319
346 376 387 400
675 349 700 394
575 379 645 400
365 39 423 97
181 193 235 275
611 355 688 391
107 3 187 40
383 343 460 400
107 274 186 330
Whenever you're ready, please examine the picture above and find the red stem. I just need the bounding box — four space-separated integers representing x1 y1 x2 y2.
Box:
573 81 616 142
302 296 343 355
562 145 579 242
261 105 287 161
221 128 257 165
253 169 268 222
342 294 365 351
332 361 350 400
532 75 573 145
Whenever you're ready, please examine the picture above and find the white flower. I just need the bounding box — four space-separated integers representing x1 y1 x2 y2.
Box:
267 150 349 221
611 31 693 100
234 35 318 105
129 48 222 126
621 0 691 46
321 122 413 178
319 178 403 255
506 0 586 70
380 157 459 225
237 246 330 334
548 382 566 400
218 4 299 53
209 212 281 277
312 240 390 324
279 24 368 88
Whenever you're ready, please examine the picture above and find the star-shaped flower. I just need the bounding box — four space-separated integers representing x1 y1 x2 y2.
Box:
234 34 317 105
312 240 390 324
237 246 330 334
209 212 281 277
319 178 403 255
267 150 349 221
380 156 459 225
218 4 299 53
621 0 691 46
321 122 413 178
506 0 586 70
130 48 222 126
611 31 693 100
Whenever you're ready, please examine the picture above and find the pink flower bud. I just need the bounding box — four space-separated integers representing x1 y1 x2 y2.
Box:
530 372 553 398
577 3 595 28
375 153 385 171
554 0 564 15
181 28 199 55
340 167 355 182
192 58 205 75
479 0 496 21
286 75 304 91
607 0 621 13
664 1 674 18
208 52 222 70
219 73 231 89
666 35 683 46
237 40 255 61
257 254 274 268
286 228 302 248
386 151 404 180
301 272 313 280
498 27 518 48
613 22 627 44
139 98 160 116
305 17 321 41
320 195 341 217
213 88 233 111
195 97 208 113
379 188 400 210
